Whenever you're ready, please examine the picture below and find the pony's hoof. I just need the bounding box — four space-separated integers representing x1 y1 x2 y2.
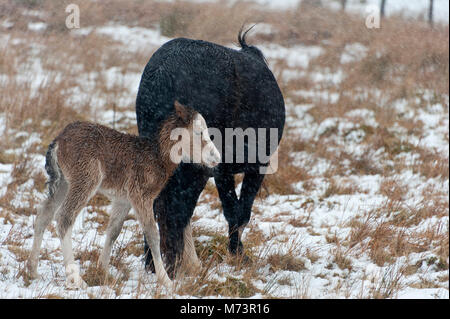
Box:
240 253 252 265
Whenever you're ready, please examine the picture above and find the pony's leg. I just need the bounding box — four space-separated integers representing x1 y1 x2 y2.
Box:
57 174 101 289
27 178 68 278
98 199 131 271
214 170 240 254
144 164 209 278
131 197 172 288
215 170 265 255
235 172 265 253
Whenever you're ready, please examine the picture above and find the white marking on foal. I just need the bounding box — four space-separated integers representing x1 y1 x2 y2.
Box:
65 263 87 289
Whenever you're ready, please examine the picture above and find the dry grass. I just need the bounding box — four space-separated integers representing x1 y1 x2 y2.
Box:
261 136 311 196
0 0 448 299
267 253 307 272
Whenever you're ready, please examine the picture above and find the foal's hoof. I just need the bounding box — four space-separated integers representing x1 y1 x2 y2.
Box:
157 276 174 292
144 261 156 274
65 264 88 290
25 261 39 279
66 273 88 290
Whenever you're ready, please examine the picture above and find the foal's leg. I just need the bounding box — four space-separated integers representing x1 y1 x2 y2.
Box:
144 164 209 277
98 199 131 271
179 221 202 276
131 196 172 288
57 175 101 289
27 178 68 278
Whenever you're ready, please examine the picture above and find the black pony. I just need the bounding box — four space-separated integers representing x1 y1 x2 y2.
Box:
136 27 285 276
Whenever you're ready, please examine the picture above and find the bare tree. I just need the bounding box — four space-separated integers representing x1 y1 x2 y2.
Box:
341 0 347 11
301 0 323 9
429 0 434 26
380 0 387 18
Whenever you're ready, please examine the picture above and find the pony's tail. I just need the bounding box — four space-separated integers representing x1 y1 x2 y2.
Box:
237 24 267 65
237 24 256 49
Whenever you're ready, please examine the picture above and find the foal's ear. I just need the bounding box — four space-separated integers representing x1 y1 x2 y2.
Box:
174 100 190 123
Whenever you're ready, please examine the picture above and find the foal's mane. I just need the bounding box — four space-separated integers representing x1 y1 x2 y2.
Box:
157 102 197 166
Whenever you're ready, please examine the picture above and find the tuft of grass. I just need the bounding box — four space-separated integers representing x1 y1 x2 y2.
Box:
8 245 28 262
332 250 353 271
267 253 306 272
0 151 16 164
82 264 115 287
203 276 259 298
323 179 358 198
195 233 229 264
370 264 407 299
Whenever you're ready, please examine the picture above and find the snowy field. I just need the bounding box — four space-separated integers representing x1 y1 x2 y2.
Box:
0 0 448 298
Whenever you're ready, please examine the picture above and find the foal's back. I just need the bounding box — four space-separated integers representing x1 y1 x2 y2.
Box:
54 121 162 196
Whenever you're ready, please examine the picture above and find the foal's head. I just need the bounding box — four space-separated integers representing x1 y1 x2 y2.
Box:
163 101 221 168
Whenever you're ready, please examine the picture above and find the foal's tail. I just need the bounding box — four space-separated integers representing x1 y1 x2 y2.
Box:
45 140 62 198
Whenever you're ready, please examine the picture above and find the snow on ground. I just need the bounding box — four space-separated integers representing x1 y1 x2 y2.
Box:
239 0 450 23
73 24 171 53
0 11 448 299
